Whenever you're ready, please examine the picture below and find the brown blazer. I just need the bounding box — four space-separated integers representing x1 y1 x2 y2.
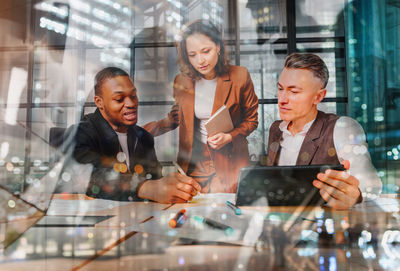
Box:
266 110 340 166
144 66 259 192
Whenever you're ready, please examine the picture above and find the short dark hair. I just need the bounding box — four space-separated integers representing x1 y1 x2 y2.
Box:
94 67 129 96
284 53 329 88
177 20 230 80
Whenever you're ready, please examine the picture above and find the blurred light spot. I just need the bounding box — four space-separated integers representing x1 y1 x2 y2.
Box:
6 162 14 171
213 253 218 260
178 256 185 265
33 160 42 167
344 144 352 153
61 172 71 182
0 160 4 166
221 213 227 220
91 185 100 194
49 171 57 178
134 164 144 175
328 148 336 157
146 173 152 179
88 232 94 239
299 152 310 162
13 167 21 175
8 200 16 208
0 142 9 159
374 137 381 145
116 152 126 162
11 156 20 163
34 179 41 188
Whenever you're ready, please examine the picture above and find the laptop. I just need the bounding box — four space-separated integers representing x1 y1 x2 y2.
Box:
235 164 345 206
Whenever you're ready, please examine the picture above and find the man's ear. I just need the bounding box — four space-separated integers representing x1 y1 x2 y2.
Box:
94 95 104 110
314 88 327 105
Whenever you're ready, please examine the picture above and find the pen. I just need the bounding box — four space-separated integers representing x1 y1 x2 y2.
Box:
193 215 234 236
169 209 187 228
173 161 201 197
173 161 186 176
226 200 242 215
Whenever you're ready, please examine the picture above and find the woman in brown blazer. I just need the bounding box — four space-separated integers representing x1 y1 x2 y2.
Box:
144 20 258 193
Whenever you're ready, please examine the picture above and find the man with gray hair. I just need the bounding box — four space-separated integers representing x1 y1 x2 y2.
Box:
266 53 382 209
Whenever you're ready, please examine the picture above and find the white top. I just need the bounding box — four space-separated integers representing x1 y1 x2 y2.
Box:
115 131 130 169
278 116 382 200
194 77 218 144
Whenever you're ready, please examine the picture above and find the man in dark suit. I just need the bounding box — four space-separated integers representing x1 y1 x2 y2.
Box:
73 67 200 202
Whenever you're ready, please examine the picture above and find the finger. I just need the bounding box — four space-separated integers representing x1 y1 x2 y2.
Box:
318 170 359 187
315 175 351 194
316 181 346 201
176 182 197 196
341 160 350 170
319 189 343 209
208 143 217 149
173 189 193 201
320 187 355 210
177 176 202 191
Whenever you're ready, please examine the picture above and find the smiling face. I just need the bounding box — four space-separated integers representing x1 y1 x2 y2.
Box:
277 68 326 131
186 33 220 80
94 75 138 133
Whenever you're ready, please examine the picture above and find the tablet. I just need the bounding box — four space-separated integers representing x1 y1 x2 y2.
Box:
235 164 345 206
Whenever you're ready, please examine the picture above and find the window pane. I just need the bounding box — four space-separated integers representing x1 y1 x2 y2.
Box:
0 51 29 105
134 47 178 102
295 0 345 37
241 0 287 41
239 43 287 99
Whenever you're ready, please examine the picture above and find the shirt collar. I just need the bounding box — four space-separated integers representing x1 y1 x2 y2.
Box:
279 118 316 136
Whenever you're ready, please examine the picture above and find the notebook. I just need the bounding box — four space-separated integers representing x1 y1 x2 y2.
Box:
205 105 234 136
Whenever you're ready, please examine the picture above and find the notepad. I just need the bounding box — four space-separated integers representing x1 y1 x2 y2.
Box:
205 105 234 136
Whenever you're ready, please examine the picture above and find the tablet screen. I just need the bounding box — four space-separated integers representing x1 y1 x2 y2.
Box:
235 164 345 206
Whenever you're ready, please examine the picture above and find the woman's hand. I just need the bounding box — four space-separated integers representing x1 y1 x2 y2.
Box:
207 132 232 150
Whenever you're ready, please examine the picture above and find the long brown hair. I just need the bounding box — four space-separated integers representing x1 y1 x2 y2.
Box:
177 20 230 80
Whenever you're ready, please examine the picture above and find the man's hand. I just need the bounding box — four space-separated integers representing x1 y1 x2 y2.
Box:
313 160 361 210
207 132 232 150
138 172 201 203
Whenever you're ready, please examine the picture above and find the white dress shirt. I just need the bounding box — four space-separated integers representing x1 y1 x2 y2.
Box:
116 131 130 168
278 116 382 200
194 77 218 144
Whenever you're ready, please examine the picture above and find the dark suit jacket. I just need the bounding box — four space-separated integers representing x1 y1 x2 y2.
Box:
73 109 162 201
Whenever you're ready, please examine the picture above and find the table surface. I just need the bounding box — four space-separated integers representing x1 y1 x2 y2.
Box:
1 193 400 271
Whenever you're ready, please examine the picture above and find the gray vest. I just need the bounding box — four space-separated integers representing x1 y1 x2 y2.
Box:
266 111 340 166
